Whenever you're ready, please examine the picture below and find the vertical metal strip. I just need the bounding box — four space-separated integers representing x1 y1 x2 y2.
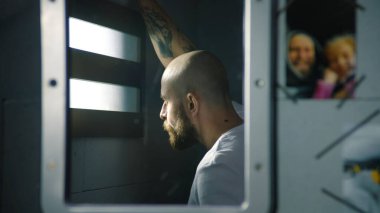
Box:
244 0 273 212
41 0 67 212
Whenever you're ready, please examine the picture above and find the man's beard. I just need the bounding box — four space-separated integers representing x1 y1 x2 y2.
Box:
163 105 199 150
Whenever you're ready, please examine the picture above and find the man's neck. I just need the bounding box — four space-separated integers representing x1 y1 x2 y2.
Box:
199 106 243 150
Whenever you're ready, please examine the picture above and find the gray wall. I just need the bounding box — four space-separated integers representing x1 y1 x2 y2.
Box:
196 0 244 103
0 0 42 212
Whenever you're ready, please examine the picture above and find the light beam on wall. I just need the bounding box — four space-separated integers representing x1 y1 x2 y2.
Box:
69 17 141 62
70 79 140 113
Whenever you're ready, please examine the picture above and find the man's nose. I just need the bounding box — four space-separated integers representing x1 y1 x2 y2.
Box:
160 104 166 120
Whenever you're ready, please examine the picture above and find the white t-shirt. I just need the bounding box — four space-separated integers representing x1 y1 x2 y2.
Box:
232 101 244 119
188 123 244 205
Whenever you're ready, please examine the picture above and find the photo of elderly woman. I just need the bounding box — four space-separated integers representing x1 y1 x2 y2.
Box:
286 31 323 98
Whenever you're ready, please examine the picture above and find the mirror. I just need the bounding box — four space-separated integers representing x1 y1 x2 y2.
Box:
66 0 245 205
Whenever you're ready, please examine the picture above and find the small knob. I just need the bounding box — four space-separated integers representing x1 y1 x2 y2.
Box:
255 79 265 88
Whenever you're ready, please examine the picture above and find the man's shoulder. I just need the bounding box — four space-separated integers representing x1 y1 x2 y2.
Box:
198 124 244 169
216 124 244 151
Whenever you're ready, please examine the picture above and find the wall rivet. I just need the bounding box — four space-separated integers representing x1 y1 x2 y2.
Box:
255 163 262 171
49 79 57 87
255 79 265 88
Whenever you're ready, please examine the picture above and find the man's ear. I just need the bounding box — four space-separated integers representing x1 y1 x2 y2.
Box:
186 92 199 116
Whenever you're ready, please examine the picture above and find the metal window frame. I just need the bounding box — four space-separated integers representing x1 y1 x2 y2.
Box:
40 0 274 212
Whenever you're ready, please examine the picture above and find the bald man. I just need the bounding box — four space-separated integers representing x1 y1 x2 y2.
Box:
161 50 244 205
139 0 244 205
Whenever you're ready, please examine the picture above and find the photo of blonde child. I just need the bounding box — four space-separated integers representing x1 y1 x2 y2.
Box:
313 35 356 99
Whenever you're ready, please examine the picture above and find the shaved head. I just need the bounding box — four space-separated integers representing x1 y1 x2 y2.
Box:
160 50 242 150
162 50 230 105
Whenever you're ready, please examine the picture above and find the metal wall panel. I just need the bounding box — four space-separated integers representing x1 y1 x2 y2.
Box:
0 1 42 213
3 100 41 213
356 0 380 98
278 100 380 213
